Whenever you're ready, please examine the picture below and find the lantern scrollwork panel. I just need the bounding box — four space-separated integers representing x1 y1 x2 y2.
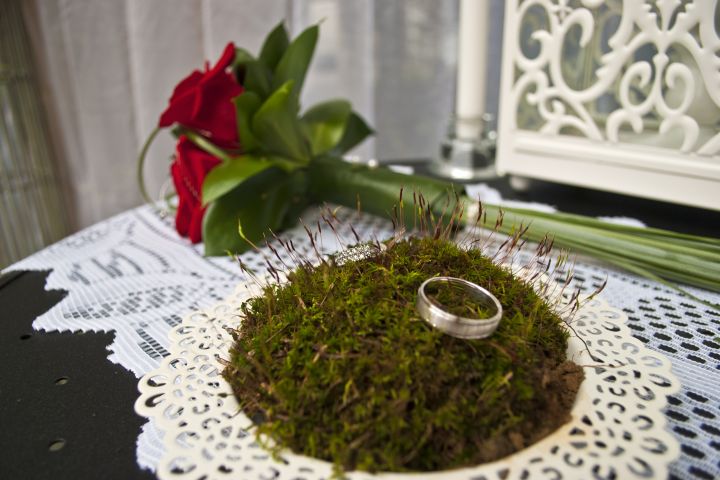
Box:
497 0 720 210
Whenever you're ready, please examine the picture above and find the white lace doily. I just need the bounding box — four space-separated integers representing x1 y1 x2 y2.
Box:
135 282 681 480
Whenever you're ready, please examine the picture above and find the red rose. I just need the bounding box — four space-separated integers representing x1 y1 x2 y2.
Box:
159 43 244 148
171 136 221 243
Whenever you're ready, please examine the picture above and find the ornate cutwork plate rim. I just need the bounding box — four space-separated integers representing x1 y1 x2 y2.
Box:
136 281 681 480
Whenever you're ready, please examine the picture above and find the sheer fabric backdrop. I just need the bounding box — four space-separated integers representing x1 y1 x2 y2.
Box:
27 0 503 230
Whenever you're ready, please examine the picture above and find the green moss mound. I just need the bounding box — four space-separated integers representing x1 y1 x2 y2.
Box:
224 237 582 473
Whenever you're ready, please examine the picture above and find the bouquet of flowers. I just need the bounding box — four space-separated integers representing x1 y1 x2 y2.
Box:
138 22 720 297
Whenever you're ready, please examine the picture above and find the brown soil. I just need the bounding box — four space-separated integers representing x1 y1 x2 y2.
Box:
473 361 584 463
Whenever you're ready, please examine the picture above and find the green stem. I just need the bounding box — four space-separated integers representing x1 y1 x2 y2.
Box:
469 203 720 286
306 157 720 296
586 251 719 311
307 156 457 222
137 126 161 204
501 205 720 248
181 128 234 163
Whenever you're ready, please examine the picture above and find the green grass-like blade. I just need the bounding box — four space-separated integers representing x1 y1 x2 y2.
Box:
472 204 720 286
304 158 720 295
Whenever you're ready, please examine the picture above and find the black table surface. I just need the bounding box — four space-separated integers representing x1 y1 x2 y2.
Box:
1 170 718 479
0 270 155 480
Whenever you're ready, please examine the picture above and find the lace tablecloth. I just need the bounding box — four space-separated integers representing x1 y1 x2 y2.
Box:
5 204 719 479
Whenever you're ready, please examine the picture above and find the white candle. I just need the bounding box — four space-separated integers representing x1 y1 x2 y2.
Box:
456 0 489 139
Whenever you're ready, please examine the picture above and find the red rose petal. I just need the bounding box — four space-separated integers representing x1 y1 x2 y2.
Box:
158 71 203 128
157 42 242 146
171 136 222 243
169 70 203 102
188 207 205 244
208 42 236 76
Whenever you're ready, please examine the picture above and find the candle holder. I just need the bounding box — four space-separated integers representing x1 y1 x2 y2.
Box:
429 113 498 182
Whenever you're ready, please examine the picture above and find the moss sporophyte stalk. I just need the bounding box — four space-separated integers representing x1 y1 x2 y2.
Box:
223 231 585 474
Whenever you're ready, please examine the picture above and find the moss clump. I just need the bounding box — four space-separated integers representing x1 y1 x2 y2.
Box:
224 237 582 474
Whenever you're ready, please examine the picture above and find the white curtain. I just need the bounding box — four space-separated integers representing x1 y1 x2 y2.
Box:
25 0 502 230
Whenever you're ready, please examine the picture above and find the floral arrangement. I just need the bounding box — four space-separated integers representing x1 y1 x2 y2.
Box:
138 23 376 254
138 22 720 298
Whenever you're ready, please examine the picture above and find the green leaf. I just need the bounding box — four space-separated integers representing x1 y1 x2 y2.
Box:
330 111 374 154
252 80 310 162
301 100 351 155
244 60 273 99
273 24 319 95
180 128 233 163
259 22 290 70
201 155 273 205
231 47 255 70
202 168 308 255
233 91 262 152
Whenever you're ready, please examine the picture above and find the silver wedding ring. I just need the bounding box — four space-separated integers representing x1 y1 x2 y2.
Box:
416 276 502 339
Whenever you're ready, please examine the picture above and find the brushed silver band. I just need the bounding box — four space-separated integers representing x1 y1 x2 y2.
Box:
416 276 502 339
